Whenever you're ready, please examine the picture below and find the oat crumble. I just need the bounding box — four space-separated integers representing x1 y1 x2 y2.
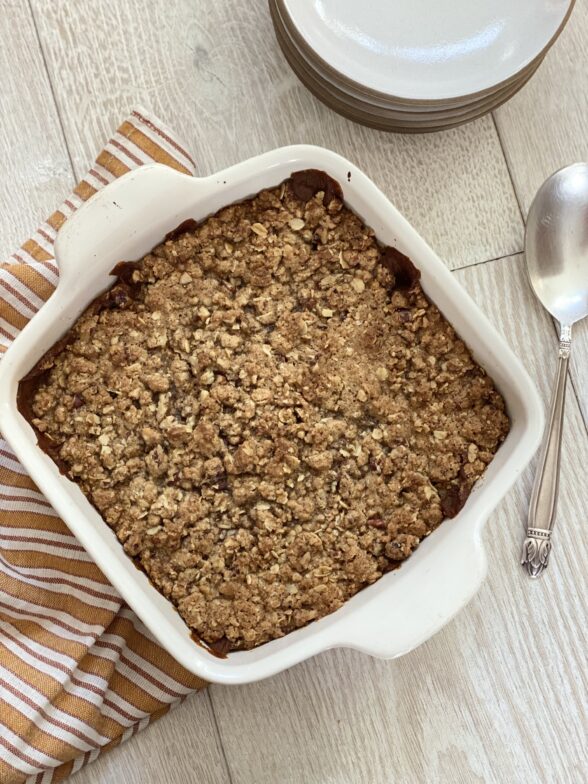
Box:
20 170 510 651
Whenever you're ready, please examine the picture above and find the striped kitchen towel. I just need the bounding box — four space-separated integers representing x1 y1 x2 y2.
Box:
0 108 207 784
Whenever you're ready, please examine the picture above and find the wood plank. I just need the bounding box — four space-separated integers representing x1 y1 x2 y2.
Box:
492 0 588 426
0 10 227 782
30 0 523 269
493 0 588 218
0 0 73 262
70 693 230 784
210 255 588 784
569 323 588 426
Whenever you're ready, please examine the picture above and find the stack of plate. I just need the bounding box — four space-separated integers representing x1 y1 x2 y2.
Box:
270 0 575 133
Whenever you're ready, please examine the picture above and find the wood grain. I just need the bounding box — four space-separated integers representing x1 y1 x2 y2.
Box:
209 255 588 784
69 693 230 784
493 0 588 427
29 0 524 270
493 0 588 217
569 323 588 428
0 0 73 261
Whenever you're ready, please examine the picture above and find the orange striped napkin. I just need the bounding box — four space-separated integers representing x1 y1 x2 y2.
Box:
0 108 207 784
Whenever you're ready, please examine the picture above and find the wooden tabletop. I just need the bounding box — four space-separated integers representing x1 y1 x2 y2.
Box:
2 1 587 782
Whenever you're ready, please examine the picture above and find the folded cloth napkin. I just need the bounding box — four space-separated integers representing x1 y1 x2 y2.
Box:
0 108 207 784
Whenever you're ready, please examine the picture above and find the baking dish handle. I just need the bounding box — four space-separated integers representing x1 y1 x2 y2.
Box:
326 532 488 659
54 164 200 284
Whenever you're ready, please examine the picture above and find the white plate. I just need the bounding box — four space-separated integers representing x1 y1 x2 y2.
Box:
0 148 543 684
282 0 573 101
272 0 541 119
273 0 544 113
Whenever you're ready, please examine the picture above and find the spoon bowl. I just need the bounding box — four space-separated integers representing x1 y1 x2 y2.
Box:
526 162 588 326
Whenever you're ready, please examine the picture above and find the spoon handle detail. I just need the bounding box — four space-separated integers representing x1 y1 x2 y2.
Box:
521 327 571 578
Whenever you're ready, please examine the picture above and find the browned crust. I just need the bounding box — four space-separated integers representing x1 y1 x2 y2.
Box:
18 169 414 443
290 169 343 207
380 246 420 290
17 283 139 471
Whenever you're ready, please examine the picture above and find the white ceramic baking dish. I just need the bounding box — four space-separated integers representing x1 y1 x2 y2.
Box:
0 145 543 684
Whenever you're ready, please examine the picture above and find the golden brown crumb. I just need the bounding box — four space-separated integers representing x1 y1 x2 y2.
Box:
25 172 509 650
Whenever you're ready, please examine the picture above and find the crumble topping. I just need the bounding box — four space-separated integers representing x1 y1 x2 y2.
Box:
22 171 509 650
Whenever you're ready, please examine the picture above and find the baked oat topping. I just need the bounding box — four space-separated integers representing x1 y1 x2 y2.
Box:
21 170 510 651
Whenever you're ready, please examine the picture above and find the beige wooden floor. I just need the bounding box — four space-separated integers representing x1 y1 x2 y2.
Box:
1 1 587 782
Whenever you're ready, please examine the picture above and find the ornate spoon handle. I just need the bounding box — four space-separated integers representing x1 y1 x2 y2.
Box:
521 326 571 578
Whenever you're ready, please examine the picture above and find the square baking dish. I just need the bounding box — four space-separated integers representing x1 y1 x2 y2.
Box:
0 145 543 684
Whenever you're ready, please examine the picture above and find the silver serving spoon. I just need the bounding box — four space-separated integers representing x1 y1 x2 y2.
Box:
521 162 588 578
